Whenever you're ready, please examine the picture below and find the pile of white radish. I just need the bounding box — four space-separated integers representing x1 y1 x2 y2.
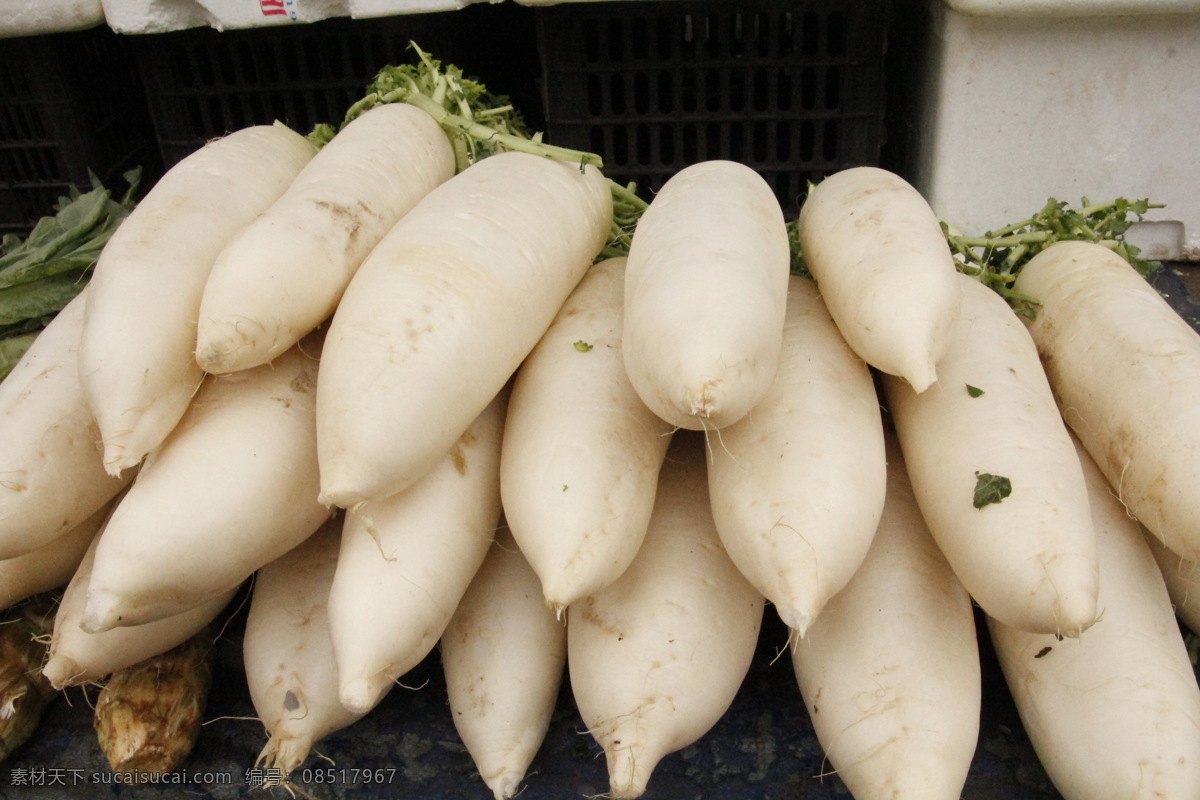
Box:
4 46 1200 800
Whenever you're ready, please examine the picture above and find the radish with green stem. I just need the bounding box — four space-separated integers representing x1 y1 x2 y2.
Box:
195 102 455 375
791 431 981 800
243 513 366 784
0 288 131 561
798 166 960 393
441 524 566 800
329 388 506 715
1013 240 1200 564
79 334 331 632
80 122 316 476
568 431 764 800
622 160 790 431
316 150 612 508
987 435 1200 800
500 257 674 614
883 272 1098 636
707 274 886 637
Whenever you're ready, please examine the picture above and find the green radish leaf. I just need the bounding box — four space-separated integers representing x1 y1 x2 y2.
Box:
574 340 594 352
0 331 37 381
973 471 1012 509
966 384 984 398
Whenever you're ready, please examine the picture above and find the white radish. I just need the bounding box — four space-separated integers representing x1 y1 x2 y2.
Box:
0 497 111 612
42 530 236 689
80 122 316 475
707 274 886 636
316 151 612 508
328 388 506 716
797 166 960 392
79 334 331 632
196 103 455 375
441 524 566 800
1013 240 1200 563
568 430 764 800
622 159 790 430
883 272 1098 636
987 435 1200 800
1144 532 1200 638
0 288 131 560
500 256 674 613
244 514 366 780
790 431 981 800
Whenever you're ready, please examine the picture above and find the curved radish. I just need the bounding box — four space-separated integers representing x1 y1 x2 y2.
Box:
568 431 764 799
80 335 330 632
987 436 1200 800
500 257 674 613
1013 240 1200 563
196 103 455 375
1144 533 1200 637
80 122 316 476
707 274 886 636
317 151 612 508
244 514 365 781
622 160 790 430
328 388 506 715
441 524 566 800
41 530 236 689
0 288 131 561
791 431 981 800
883 272 1098 636
797 166 960 392
0 498 111 611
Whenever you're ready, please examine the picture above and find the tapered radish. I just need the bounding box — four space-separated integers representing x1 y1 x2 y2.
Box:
987 436 1200 800
797 166 960 392
1013 240 1200 563
244 514 366 781
622 160 789 430
0 288 131 561
0 498 111 611
196 103 456 375
568 431 764 800
707 274 885 636
80 122 316 476
791 431 981 800
500 257 674 613
80 334 331 632
441 524 566 800
1144 532 1200 636
41 531 236 689
883 272 1098 636
317 151 612 508
329 388 506 715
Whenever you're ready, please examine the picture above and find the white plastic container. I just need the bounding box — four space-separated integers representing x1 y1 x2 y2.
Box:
910 0 1200 260
101 0 350 33
0 0 105 37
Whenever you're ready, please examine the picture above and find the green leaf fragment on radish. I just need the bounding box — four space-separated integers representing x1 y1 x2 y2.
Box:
973 471 1012 508
966 384 984 398
573 340 594 352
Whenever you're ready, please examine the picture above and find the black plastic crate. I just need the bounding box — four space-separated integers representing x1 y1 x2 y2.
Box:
128 7 543 169
0 25 161 237
537 0 891 213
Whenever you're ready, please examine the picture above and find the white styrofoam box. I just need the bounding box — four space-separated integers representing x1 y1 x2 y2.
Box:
0 0 105 38
910 0 1200 260
101 0 350 33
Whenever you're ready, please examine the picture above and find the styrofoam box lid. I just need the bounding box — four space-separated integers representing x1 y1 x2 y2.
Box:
944 0 1200 15
0 0 105 38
